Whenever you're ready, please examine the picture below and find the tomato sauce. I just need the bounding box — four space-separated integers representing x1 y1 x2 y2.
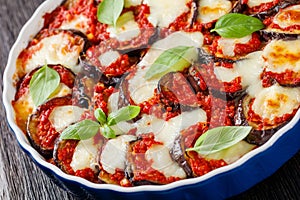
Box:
129 134 182 184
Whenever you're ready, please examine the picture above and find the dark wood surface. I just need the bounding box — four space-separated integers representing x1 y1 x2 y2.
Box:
0 0 299 199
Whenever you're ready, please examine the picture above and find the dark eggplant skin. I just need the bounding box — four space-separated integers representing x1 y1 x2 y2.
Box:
231 0 248 14
53 138 80 173
234 95 290 146
187 0 199 28
252 0 300 20
170 135 193 178
259 30 300 42
27 95 73 158
53 138 102 183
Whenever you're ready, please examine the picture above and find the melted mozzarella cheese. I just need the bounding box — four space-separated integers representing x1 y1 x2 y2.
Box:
217 35 252 57
263 39 300 73
144 0 189 27
98 50 120 67
136 108 207 149
107 11 140 42
234 51 264 96
129 31 203 104
70 138 100 172
252 84 300 121
145 144 186 178
13 83 73 132
198 0 232 24
214 51 264 96
25 32 83 74
205 141 255 164
156 109 207 148
214 66 239 83
60 14 89 34
273 5 300 29
49 105 85 132
100 135 136 174
50 83 72 98
124 0 142 8
247 0 274 8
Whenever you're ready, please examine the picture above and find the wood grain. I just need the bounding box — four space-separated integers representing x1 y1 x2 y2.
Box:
0 0 299 199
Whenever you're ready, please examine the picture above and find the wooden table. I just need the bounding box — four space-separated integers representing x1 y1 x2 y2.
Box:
0 0 299 199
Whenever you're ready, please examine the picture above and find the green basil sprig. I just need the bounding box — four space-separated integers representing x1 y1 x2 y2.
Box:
29 64 60 106
186 126 252 155
211 13 264 38
97 0 124 27
60 106 140 140
145 46 196 80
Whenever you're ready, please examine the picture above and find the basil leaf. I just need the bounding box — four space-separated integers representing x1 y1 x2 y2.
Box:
107 105 140 126
97 0 124 26
29 64 60 106
187 126 252 155
100 124 116 139
211 13 264 38
145 46 196 80
94 108 107 125
60 120 100 140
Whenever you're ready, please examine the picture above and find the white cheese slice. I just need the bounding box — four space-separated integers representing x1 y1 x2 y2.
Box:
145 144 186 178
49 105 85 132
70 138 100 172
247 0 274 8
262 39 300 73
98 50 120 67
50 83 73 99
144 0 189 27
14 83 73 131
107 11 140 42
217 35 252 57
214 51 264 96
25 32 83 74
124 0 142 8
214 66 239 83
273 5 300 29
234 51 265 97
128 31 203 104
205 141 256 164
134 109 207 149
198 0 232 24
100 135 137 174
155 108 207 148
252 84 300 121
59 14 89 34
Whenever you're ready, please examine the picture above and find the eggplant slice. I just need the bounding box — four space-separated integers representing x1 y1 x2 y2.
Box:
97 135 136 186
45 0 108 44
27 95 86 158
12 64 75 133
235 85 300 145
158 72 200 109
261 39 300 87
54 135 103 183
126 134 187 185
16 29 88 77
